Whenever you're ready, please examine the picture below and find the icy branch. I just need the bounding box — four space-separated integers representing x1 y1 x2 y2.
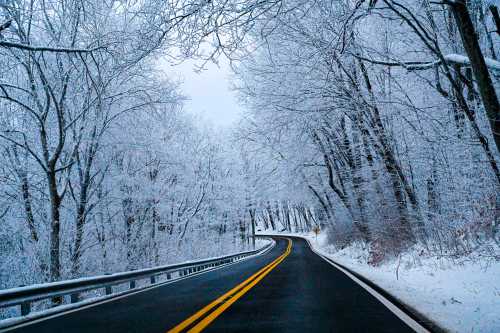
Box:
0 19 12 33
356 53 500 72
0 40 104 53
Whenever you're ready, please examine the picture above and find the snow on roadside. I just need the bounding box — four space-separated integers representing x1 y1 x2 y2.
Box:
258 231 500 333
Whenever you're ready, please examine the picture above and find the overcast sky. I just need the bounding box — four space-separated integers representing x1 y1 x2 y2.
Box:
163 57 243 128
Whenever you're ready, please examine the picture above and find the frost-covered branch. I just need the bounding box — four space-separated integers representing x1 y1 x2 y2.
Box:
0 40 104 53
355 54 500 72
0 19 12 32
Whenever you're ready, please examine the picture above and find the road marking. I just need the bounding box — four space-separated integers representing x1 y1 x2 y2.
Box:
167 239 292 333
188 240 292 333
0 241 276 333
301 237 431 333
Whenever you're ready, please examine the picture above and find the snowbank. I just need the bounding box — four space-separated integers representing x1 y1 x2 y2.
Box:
259 231 500 333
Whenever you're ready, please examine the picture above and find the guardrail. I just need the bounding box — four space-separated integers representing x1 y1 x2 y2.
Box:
0 238 273 325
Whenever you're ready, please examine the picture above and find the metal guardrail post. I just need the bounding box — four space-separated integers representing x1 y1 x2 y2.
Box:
70 293 79 303
20 302 30 316
150 276 156 284
105 285 112 295
130 280 136 289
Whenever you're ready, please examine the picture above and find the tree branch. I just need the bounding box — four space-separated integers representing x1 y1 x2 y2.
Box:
0 41 104 53
354 53 500 72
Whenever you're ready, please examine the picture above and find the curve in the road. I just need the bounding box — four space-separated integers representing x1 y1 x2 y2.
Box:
3 237 428 333
168 239 292 333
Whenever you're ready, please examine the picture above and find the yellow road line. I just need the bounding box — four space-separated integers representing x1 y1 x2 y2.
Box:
188 240 292 333
167 248 285 333
167 239 292 333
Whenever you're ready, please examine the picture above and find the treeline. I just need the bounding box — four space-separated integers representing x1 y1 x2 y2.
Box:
0 0 251 290
235 0 500 263
1 0 499 290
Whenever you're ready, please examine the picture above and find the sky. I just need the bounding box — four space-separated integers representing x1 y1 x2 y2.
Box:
163 57 243 128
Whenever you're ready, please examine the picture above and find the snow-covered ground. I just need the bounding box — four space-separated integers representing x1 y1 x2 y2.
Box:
258 231 500 333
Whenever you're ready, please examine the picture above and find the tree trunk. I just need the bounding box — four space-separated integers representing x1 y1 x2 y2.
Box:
308 185 332 222
266 202 276 230
489 5 500 37
249 208 256 249
10 147 39 243
152 203 160 265
20 173 38 242
47 169 61 283
357 59 418 243
450 1 500 154
71 168 91 277
312 130 354 218
352 114 370 242
122 196 135 270
47 167 62 305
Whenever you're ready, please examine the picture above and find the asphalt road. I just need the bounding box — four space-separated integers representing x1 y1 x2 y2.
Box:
9 237 418 333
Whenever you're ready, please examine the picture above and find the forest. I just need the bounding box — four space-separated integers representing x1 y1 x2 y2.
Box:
0 0 498 303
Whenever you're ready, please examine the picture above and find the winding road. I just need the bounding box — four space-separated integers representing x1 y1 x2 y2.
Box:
7 237 424 333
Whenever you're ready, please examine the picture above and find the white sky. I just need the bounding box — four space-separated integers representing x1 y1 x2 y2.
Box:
162 57 243 128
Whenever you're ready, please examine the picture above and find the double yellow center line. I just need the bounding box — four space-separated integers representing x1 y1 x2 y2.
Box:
167 239 293 333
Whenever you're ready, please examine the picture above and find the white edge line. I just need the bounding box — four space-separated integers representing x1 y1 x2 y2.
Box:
0 239 276 333
301 237 430 333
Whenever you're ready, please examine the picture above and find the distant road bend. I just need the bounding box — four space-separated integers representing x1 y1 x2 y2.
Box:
5 237 430 333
